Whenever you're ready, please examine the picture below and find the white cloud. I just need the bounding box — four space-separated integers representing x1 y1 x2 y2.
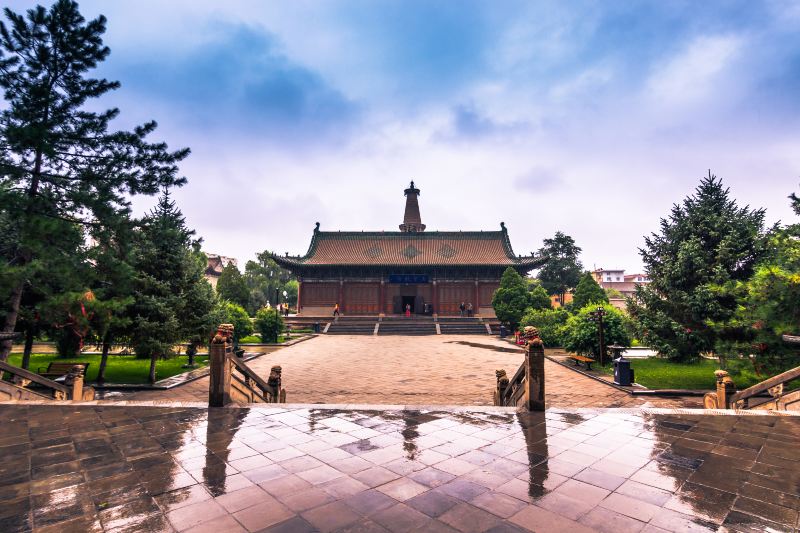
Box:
646 34 744 107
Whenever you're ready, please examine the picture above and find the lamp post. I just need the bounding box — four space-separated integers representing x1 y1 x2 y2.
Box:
587 306 607 365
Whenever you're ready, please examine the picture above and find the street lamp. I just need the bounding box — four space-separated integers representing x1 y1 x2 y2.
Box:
587 306 607 366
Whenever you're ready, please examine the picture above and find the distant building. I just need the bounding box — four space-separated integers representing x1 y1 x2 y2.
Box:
591 268 650 299
550 292 573 309
205 254 238 290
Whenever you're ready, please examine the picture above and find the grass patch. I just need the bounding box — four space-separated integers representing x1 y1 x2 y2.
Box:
240 335 292 344
599 357 798 390
6 353 208 385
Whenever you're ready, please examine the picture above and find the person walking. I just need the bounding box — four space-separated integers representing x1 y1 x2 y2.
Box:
459 302 465 317
333 303 340 318
405 303 411 318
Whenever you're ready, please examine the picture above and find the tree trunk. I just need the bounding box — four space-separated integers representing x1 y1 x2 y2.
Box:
21 326 35 370
0 282 24 361
1 147 43 361
148 355 157 384
98 340 111 384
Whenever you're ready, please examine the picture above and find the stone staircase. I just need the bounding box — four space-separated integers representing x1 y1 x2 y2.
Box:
438 317 489 335
378 317 437 335
326 317 376 335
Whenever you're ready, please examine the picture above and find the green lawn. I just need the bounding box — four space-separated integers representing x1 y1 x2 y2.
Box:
599 357 796 390
6 353 208 385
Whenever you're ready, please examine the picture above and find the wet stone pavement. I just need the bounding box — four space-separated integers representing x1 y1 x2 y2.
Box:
1 405 799 532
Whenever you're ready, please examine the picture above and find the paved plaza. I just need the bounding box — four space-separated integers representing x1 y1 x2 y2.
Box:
1 403 798 532
117 335 700 409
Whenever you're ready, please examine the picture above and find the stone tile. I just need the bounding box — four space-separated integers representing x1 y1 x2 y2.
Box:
302 501 362 532
260 516 318 533
260 474 313 497
166 499 228 531
319 475 370 498
406 490 460 518
214 485 275 513
296 464 346 485
276 487 335 512
439 502 501 533
510 504 598 533
371 502 432 533
599 492 662 523
344 488 398 515
184 514 247 533
436 479 490 502
377 477 430 501
615 479 673 506
578 506 646 533
470 492 527 518
233 498 293 531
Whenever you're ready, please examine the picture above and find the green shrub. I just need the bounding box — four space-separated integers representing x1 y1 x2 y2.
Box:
520 308 570 347
219 301 253 348
562 303 631 358
255 307 284 343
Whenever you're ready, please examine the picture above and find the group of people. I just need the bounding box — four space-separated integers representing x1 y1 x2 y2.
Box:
458 302 474 317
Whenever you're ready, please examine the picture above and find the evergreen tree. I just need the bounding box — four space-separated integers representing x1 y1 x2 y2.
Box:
216 263 249 308
629 173 767 361
219 301 252 349
255 307 283 344
563 303 631 358
571 272 608 310
129 190 213 383
0 0 189 360
244 251 296 314
526 279 552 310
492 267 532 330
536 232 583 307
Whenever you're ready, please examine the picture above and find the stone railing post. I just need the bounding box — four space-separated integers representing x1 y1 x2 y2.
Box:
494 369 508 406
526 339 545 411
209 324 234 407
64 365 85 402
710 370 736 409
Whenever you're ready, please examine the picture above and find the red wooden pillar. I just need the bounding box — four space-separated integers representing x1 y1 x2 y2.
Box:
338 280 345 314
297 281 303 314
474 280 479 312
432 280 439 315
379 280 386 315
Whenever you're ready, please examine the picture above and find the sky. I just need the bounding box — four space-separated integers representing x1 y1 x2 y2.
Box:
8 0 800 271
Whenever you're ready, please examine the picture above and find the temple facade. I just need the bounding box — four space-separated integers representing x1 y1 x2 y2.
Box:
272 182 545 316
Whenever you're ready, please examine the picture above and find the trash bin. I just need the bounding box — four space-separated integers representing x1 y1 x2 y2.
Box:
613 356 632 386
499 325 507 338
313 322 321 333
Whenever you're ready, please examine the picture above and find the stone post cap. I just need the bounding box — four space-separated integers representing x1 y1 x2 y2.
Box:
714 370 730 381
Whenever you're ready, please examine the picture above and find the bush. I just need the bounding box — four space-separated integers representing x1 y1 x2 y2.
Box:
255 307 284 343
520 308 569 347
492 268 532 330
219 301 253 348
562 303 631 358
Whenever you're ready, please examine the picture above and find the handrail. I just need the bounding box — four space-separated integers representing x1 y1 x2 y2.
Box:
229 355 272 394
782 334 800 345
0 360 70 394
730 366 800 403
493 338 545 411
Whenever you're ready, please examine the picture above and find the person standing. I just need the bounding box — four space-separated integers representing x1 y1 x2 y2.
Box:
333 303 340 318
467 302 473 317
405 303 411 318
459 302 465 317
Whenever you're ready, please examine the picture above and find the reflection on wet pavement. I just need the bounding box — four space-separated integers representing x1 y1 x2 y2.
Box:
0 404 798 532
444 340 524 353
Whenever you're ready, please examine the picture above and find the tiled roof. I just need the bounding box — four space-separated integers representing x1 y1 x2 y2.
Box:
272 225 544 269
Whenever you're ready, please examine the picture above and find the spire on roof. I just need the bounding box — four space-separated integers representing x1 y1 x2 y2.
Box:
399 180 426 232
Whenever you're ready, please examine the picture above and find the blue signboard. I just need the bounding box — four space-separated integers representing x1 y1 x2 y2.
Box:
389 274 429 284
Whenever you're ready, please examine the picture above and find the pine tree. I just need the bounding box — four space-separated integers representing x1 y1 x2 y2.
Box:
0 0 189 360
492 267 532 330
629 173 767 361
536 232 583 307
571 272 608 310
526 279 552 310
129 190 214 383
217 263 249 308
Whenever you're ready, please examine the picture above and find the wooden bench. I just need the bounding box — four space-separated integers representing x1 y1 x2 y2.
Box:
38 362 90 380
569 355 595 370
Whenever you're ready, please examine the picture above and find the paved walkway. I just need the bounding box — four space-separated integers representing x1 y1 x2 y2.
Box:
2 403 797 532
116 335 700 408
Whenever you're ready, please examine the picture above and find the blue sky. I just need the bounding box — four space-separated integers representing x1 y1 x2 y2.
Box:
8 0 800 270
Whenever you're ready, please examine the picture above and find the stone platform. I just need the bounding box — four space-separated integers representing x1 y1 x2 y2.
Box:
1 403 798 532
